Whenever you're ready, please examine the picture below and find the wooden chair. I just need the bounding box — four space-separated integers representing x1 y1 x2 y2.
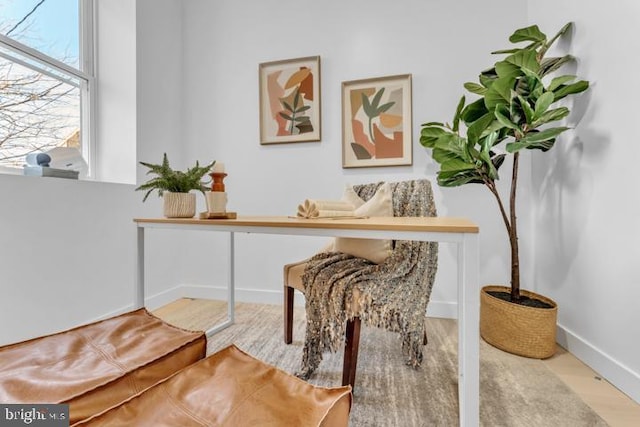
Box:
283 180 438 389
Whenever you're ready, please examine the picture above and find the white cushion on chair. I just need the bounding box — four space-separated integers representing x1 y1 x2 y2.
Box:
334 182 393 263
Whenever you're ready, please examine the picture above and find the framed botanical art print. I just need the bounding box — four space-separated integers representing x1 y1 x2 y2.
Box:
342 74 412 168
259 55 321 144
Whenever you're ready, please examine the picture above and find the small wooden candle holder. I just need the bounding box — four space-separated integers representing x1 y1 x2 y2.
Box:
210 172 227 192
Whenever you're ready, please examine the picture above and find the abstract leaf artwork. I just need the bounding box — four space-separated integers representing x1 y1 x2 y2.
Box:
342 74 412 168
259 56 321 144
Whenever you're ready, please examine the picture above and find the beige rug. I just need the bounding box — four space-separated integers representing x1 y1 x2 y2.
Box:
156 299 608 427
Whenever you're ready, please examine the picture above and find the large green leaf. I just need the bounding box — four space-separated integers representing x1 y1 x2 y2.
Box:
532 107 569 127
509 25 547 43
419 126 449 147
433 133 469 160
452 96 466 132
541 22 572 56
467 113 495 144
432 147 468 166
507 138 556 153
523 126 569 142
484 76 515 110
506 126 569 152
553 80 589 101
461 98 488 124
534 91 555 118
505 49 540 74
440 157 477 172
540 55 573 76
480 130 498 154
437 168 485 187
516 94 535 124
478 132 499 179
479 67 498 88
491 48 522 55
464 82 487 95
482 119 511 142
548 75 577 91
494 105 520 131
495 60 522 79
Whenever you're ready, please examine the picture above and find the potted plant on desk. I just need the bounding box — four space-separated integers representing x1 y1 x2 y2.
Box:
419 23 589 358
136 153 215 218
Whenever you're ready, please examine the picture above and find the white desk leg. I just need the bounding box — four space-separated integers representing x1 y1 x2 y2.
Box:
205 231 235 337
458 232 480 426
227 231 235 323
135 226 145 309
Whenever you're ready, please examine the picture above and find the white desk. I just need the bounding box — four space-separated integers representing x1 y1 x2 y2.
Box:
134 216 480 426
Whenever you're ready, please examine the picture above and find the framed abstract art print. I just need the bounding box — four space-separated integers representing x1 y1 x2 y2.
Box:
342 74 412 168
259 56 321 144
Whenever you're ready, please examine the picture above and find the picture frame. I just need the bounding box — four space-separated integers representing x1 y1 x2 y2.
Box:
259 55 321 145
342 74 412 168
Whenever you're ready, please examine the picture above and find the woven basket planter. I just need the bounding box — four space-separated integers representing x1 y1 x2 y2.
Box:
163 192 196 218
480 285 558 359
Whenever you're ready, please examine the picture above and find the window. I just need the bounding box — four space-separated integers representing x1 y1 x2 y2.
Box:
0 0 94 175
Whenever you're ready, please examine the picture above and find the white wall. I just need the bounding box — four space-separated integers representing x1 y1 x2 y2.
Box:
95 0 137 184
528 1 640 403
0 0 143 345
0 175 139 345
171 0 530 316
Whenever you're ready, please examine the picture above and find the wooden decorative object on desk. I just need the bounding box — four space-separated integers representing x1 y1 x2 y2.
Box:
199 211 237 219
210 172 227 192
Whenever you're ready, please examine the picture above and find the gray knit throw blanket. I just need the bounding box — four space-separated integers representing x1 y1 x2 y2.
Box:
297 180 439 380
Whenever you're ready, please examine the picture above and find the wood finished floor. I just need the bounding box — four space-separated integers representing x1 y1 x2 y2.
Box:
153 298 640 427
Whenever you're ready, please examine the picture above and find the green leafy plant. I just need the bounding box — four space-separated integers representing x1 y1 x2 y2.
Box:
420 23 589 303
136 153 215 202
362 88 395 143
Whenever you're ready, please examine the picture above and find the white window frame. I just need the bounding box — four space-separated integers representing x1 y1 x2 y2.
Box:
0 0 96 177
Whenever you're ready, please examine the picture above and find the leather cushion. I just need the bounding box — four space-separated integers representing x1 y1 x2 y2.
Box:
75 344 352 427
0 308 206 425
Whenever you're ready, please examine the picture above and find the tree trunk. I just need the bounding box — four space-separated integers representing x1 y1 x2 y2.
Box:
510 152 520 302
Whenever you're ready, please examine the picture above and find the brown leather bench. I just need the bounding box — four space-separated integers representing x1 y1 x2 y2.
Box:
0 308 206 425
75 344 352 427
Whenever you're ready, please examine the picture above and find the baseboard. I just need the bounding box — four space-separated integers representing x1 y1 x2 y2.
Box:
557 322 640 404
177 284 284 306
426 301 457 319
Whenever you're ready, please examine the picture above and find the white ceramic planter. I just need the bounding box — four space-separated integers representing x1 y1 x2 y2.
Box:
163 192 196 218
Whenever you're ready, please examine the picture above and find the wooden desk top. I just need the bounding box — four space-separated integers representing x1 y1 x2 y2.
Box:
134 216 478 234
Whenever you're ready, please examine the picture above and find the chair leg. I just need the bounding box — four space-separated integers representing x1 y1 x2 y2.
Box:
342 317 361 390
284 286 294 344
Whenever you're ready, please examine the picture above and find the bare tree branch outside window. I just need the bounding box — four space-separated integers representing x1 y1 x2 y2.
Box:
0 1 82 169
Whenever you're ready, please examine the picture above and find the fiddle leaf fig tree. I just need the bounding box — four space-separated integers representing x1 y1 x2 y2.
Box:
420 23 589 303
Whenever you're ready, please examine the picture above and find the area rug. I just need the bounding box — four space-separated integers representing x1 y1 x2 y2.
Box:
156 299 608 427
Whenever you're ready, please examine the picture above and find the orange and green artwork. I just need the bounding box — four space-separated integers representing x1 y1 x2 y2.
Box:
259 56 321 144
342 74 412 168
